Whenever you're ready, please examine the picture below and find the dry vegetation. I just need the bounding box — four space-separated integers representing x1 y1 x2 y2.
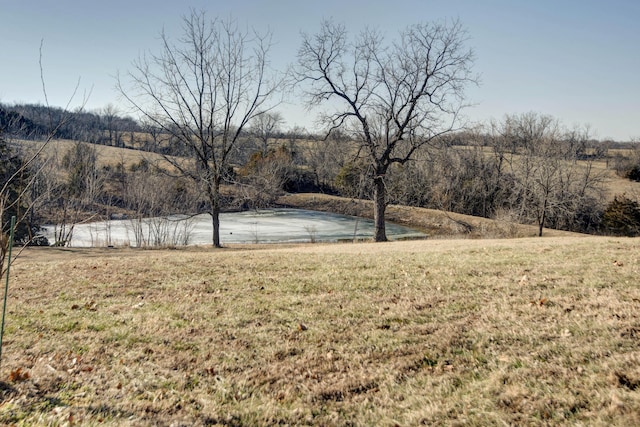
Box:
17 139 140 169
4 136 640 425
1 236 639 425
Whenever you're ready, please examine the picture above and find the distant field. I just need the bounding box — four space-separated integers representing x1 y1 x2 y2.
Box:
1 236 639 425
579 155 640 199
16 139 175 171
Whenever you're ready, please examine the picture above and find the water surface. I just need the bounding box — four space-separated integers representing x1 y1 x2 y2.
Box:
42 208 425 247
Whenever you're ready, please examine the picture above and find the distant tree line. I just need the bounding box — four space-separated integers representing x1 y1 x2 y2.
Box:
0 103 139 146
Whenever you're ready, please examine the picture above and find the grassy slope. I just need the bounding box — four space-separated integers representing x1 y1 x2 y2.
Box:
1 236 639 426
4 139 639 425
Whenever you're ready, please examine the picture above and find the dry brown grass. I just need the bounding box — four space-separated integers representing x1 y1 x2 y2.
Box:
1 236 639 425
589 158 640 200
17 139 177 171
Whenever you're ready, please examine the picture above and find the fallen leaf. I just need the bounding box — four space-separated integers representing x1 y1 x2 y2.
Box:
8 368 30 383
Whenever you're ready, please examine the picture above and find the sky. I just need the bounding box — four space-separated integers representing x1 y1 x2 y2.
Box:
1 0 638 141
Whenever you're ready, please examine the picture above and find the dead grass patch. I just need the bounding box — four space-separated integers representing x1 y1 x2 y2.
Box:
0 236 639 425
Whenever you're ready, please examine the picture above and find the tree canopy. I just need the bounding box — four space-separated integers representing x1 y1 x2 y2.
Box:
296 19 477 241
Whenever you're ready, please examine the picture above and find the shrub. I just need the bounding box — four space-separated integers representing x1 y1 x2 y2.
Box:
602 195 640 236
334 161 370 198
626 165 640 182
0 135 33 243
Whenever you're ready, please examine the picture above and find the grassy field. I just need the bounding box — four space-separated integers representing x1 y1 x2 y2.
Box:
17 139 178 171
0 236 639 425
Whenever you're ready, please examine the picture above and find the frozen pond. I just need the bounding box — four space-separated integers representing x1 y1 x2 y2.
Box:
41 208 426 247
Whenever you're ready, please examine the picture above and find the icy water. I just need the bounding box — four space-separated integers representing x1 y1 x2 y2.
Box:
41 208 426 247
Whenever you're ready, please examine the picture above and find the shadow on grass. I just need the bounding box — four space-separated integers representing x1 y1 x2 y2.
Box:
0 380 15 394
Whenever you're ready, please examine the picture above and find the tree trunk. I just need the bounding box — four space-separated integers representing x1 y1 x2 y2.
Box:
208 177 222 248
538 197 547 237
373 175 387 242
211 209 220 247
538 215 544 237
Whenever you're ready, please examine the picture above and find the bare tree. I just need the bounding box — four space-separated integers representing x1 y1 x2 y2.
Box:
494 112 606 236
140 118 164 152
101 104 120 146
40 141 105 246
2 40 86 267
123 171 197 247
118 11 280 247
296 19 476 241
303 133 352 192
251 111 284 155
238 144 294 208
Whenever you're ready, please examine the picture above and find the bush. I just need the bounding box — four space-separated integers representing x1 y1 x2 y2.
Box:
626 165 640 182
602 195 640 236
237 145 294 207
334 161 370 198
0 135 33 243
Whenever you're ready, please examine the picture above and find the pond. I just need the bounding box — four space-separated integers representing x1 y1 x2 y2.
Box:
41 208 426 247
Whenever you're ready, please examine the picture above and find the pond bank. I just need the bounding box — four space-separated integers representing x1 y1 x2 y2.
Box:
276 193 579 238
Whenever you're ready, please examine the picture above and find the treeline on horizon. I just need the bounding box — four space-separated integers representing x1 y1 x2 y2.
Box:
0 103 139 146
1 102 637 148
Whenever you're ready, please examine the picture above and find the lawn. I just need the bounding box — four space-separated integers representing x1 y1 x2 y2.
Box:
0 236 639 425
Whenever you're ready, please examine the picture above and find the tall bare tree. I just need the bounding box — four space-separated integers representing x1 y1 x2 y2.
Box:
296 19 476 241
101 104 120 147
118 10 279 247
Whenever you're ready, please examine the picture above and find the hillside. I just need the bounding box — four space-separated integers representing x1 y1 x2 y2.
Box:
2 235 639 425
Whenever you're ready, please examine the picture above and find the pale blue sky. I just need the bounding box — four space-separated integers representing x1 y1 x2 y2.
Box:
1 0 638 140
